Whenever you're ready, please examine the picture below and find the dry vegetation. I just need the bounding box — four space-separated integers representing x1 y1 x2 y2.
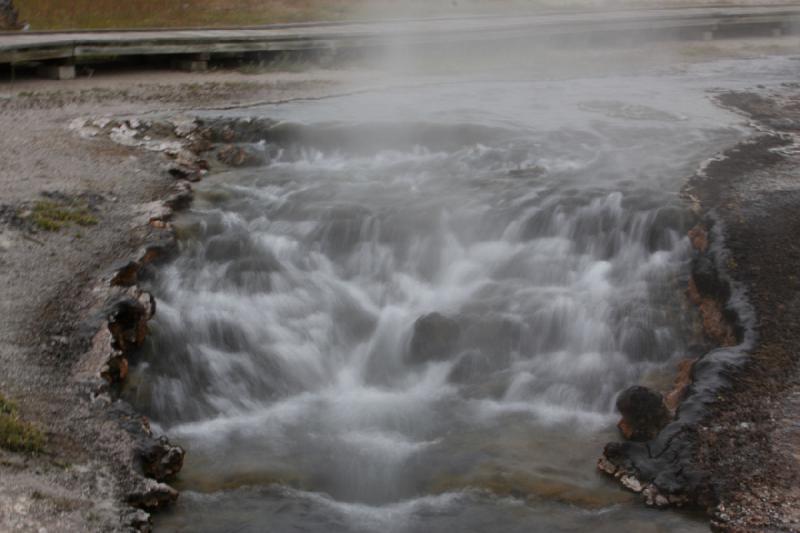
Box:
13 0 791 30
0 393 44 454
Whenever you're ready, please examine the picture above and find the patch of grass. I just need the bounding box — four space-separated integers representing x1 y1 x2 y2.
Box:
31 200 98 232
0 394 45 454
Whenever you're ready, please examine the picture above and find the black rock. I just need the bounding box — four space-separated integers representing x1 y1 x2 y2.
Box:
616 385 672 442
691 255 730 300
408 313 461 364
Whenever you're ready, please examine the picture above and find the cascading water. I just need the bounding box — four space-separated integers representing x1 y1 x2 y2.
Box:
123 66 778 531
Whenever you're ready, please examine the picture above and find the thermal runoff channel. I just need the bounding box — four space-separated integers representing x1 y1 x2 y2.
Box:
123 59 791 532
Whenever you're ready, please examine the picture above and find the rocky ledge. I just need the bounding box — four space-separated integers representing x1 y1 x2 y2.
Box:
65 113 306 530
599 85 800 531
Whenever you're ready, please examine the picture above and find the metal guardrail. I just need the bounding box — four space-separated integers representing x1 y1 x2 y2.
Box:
0 6 797 66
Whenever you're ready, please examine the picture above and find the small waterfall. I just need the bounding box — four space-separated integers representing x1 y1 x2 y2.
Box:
124 76 749 532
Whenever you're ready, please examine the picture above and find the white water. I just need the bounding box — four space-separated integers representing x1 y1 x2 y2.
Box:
124 59 799 532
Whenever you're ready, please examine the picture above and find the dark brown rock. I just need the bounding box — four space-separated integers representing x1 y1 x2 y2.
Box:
221 126 236 142
139 437 185 482
128 481 178 511
691 255 729 301
665 358 697 412
107 298 149 353
616 385 672 441
189 138 214 154
216 144 266 167
688 224 709 253
101 352 129 384
164 182 193 211
167 164 202 182
110 260 140 287
409 312 461 364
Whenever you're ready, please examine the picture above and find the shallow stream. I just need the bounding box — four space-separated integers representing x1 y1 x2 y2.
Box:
125 58 797 532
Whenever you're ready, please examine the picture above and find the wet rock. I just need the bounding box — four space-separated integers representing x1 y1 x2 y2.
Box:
101 352 129 383
221 126 236 142
448 350 493 383
205 235 248 262
189 138 214 154
141 120 175 140
138 239 177 268
687 277 738 347
408 312 461 364
647 206 693 252
164 181 193 211
616 385 672 441
75 326 116 388
224 254 281 290
107 297 150 353
620 324 659 361
461 315 521 357
688 224 709 253
113 402 185 485
139 436 185 482
508 166 546 178
207 118 280 143
691 255 730 301
128 480 178 511
167 164 203 182
313 204 373 256
171 117 198 138
664 358 697 412
126 509 152 533
216 144 266 167
110 260 140 287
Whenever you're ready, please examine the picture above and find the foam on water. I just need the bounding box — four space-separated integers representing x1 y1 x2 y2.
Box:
118 61 799 530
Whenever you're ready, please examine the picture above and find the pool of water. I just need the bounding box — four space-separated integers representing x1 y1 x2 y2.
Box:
124 57 798 532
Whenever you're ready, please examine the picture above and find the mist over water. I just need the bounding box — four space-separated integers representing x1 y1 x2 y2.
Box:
124 56 798 532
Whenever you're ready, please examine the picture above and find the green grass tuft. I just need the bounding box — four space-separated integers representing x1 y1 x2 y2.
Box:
31 200 98 232
0 393 45 454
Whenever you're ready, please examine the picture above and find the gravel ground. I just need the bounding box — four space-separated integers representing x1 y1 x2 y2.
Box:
0 68 364 532
688 87 800 532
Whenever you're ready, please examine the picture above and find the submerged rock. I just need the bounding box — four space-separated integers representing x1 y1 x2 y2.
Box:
216 144 266 167
616 385 672 442
408 312 461 364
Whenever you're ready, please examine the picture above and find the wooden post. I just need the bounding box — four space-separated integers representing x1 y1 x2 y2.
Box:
37 63 76 80
174 53 210 72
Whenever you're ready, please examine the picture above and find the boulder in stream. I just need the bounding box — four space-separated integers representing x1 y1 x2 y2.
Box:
616 385 672 442
216 144 266 167
408 312 461 364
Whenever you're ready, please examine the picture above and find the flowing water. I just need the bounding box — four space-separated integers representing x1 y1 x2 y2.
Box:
125 58 796 532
